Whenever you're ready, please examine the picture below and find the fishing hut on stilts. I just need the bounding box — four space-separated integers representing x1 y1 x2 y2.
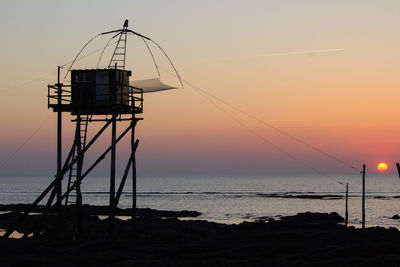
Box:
3 20 182 238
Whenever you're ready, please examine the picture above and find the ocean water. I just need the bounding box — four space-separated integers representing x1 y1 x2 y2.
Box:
1 174 400 228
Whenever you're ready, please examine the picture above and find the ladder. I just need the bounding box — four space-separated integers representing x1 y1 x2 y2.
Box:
65 115 89 206
108 27 128 70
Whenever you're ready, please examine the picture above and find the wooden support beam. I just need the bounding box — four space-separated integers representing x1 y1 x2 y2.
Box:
24 186 57 238
110 115 117 236
4 121 130 239
58 124 133 204
115 140 139 206
3 180 56 238
61 120 112 175
56 66 63 236
75 116 83 236
131 117 137 234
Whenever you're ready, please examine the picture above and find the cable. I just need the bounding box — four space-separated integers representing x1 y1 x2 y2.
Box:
96 35 119 69
0 46 113 95
0 72 56 95
158 65 360 173
193 84 346 186
141 37 160 77
63 33 101 81
185 79 360 173
148 38 184 88
0 114 52 172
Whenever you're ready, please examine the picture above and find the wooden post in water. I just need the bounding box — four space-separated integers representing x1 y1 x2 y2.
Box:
396 163 400 180
361 164 366 229
345 183 349 227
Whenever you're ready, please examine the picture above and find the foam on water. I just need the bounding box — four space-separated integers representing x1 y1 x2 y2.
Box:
1 174 400 227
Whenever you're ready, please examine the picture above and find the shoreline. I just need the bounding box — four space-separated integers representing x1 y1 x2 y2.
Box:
1 205 400 266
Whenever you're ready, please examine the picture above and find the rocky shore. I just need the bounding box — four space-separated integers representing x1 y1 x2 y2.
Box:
0 205 399 266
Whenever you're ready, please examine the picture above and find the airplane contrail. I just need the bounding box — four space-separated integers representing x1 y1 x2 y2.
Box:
214 48 345 62
259 48 345 57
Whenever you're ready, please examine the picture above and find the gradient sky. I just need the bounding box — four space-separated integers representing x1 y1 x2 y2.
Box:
0 0 399 177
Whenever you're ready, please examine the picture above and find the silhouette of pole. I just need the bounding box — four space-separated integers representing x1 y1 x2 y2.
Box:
396 163 400 180
56 66 63 235
345 183 349 227
361 164 366 229
131 116 137 234
75 115 83 236
110 115 117 236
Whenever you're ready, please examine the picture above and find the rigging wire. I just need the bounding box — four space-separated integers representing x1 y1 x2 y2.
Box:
96 34 120 69
179 76 360 173
147 38 184 88
63 33 102 81
0 114 52 172
0 26 354 187
62 46 115 69
0 45 114 171
141 37 161 77
1 46 113 95
0 73 55 95
192 83 346 186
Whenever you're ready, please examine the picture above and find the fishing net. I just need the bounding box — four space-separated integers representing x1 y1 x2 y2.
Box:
130 78 177 93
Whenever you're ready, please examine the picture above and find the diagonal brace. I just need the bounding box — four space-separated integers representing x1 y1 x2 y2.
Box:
115 140 139 206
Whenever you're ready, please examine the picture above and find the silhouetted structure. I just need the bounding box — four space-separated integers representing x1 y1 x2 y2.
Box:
4 21 144 238
3 19 182 239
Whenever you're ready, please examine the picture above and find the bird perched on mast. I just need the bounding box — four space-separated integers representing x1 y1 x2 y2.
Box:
124 19 128 28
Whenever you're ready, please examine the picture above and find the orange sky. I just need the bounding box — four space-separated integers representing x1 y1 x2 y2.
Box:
0 1 399 176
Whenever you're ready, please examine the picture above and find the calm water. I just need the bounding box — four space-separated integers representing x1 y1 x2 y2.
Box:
1 174 400 228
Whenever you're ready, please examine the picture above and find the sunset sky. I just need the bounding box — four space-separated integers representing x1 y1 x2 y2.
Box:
0 0 399 176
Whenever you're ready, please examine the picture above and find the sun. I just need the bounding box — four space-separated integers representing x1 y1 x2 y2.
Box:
377 162 388 172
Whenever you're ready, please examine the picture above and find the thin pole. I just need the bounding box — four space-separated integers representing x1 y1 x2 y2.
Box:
75 116 83 236
345 183 349 227
396 163 400 180
361 164 366 229
109 115 117 236
131 116 137 234
56 66 63 235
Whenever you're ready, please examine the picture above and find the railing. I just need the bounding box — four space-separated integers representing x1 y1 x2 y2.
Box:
130 86 144 112
48 84 72 108
48 83 143 114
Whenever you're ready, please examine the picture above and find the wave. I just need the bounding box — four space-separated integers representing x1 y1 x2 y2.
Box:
2 190 400 200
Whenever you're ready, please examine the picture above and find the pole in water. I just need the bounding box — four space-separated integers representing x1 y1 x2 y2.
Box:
361 164 366 229
396 163 400 180
345 183 349 227
131 118 137 234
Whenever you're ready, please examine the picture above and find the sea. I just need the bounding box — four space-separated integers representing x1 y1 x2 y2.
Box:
1 174 400 228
